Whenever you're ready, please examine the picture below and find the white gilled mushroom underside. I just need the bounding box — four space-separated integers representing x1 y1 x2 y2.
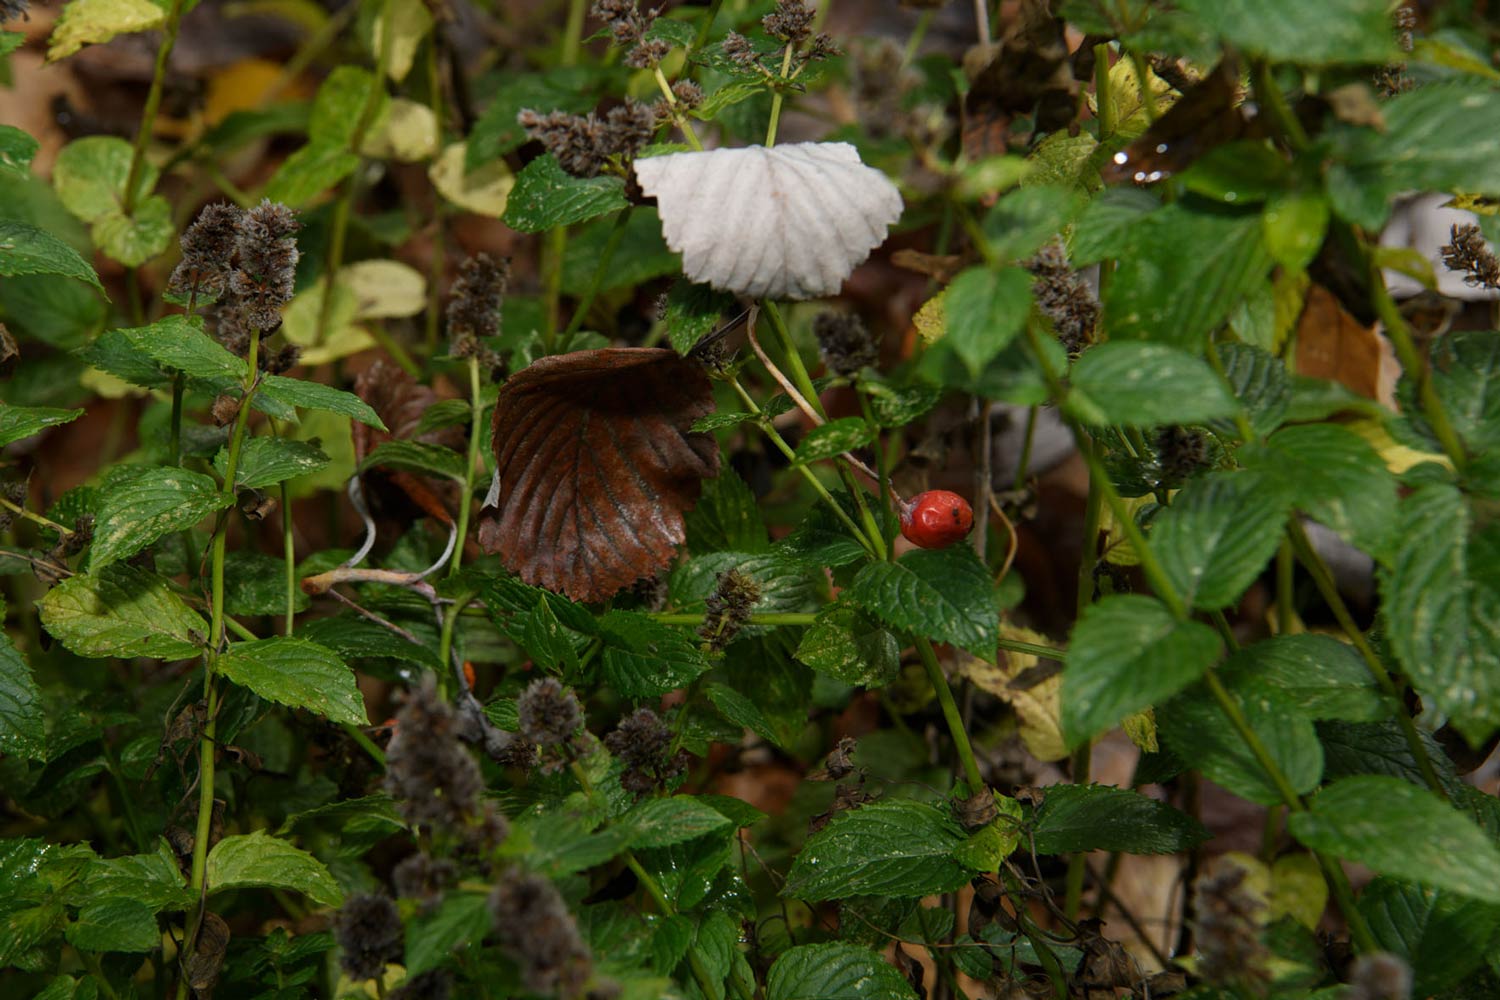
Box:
634 141 904 300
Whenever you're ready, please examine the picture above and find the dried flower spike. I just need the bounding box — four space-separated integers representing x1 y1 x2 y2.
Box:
384 675 485 833
604 707 687 794
334 893 404 982
0 0 29 24
1192 861 1270 990
813 311 878 375
1441 223 1500 290
167 202 244 304
230 199 300 333
1025 239 1097 354
489 869 594 997
517 677 585 748
698 568 761 652
1346 952 1412 1000
1155 425 1211 484
763 0 814 45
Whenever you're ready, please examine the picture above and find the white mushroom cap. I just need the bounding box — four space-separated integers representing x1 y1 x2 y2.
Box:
634 141 904 300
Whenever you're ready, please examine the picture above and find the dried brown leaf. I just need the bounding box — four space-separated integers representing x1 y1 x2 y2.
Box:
478 348 719 602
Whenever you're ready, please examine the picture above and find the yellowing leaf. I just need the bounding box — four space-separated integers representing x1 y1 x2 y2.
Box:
1270 853 1328 931
960 625 1067 762
279 282 373 365
429 142 514 218
912 291 946 345
1122 709 1158 753
340 259 426 320
1089 57 1176 141
360 98 438 162
79 367 144 400
1099 493 1160 567
369 0 432 83
1344 417 1448 474
48 0 165 61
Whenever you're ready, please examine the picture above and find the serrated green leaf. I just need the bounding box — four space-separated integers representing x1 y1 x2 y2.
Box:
1066 342 1240 427
0 220 103 290
664 280 736 355
596 611 709 698
404 892 489 976
216 637 366 726
865 380 943 428
222 551 310 616
669 550 817 628
1290 776 1500 902
297 615 443 670
1328 84 1500 230
90 466 232 569
39 564 208 660
1214 341 1290 437
1244 424 1396 559
1318 719 1464 797
1381 481 1500 746
205 830 343 907
0 125 38 178
1061 595 1222 747
501 154 629 233
120 314 246 381
1359 877 1500 997
1069 186 1159 265
309 67 382 148
84 840 191 912
684 466 769 554
359 439 466 481
1222 634 1386 723
1173 0 1394 65
848 546 998 659
261 143 361 208
260 375 387 429
784 799 976 901
766 943 919 1000
981 184 1083 262
64 898 158 953
0 402 84 447
1431 330 1500 454
942 266 1032 377
1105 201 1274 349
1162 679 1323 805
1262 191 1329 271
216 436 330 490
0 631 45 760
792 417 875 465
621 796 733 849
1031 783 1209 855
1152 470 1291 610
47 0 165 61
704 680 782 747
794 602 900 687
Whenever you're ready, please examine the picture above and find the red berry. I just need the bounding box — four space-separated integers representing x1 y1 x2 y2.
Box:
900 490 974 549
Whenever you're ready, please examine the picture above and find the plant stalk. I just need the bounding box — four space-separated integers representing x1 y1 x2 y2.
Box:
450 355 484 576
915 636 984 793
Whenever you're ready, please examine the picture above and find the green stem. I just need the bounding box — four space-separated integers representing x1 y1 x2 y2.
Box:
1250 59 1309 151
915 636 984 793
760 300 824 418
437 600 462 689
315 0 397 345
169 375 184 467
1287 520 1449 800
281 480 295 636
450 356 484 577
559 208 633 353
901 10 934 67
122 0 186 214
1275 536 1295 635
1093 43 1115 139
561 0 588 66
764 43 796 146
727 377 876 556
1366 252 1468 470
651 67 704 151
0 496 71 536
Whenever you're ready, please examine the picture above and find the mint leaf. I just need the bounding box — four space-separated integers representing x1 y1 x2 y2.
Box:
0 403 84 447
1290 776 1500 903
217 437 331 490
1061 595 1222 747
0 220 103 290
206 830 344 907
40 564 207 660
596 611 709 698
848 546 999 659
1359 877 1500 997
1032 783 1209 855
405 892 489 976
1244 424 1397 559
1162 680 1323 805
260 375 387 429
664 281 736 356
119 314 246 382
90 467 232 569
1381 481 1500 746
1222 634 1387 723
1173 0 1395 65
1152 469 1291 611
767 943 919 1000
621 797 733 849
216 637 368 726
792 418 876 465
784 799 976 901
942 266 1032 377
0 631 45 760
64 898 159 953
502 154 629 233
1066 342 1239 427
795 601 901 687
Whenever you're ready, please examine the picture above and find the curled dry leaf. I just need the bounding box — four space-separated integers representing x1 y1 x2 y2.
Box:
353 359 462 525
634 142 903 300
478 348 719 602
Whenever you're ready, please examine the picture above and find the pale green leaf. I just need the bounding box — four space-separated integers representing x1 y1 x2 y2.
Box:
216 637 367 726
206 830 344 907
39 564 208 660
